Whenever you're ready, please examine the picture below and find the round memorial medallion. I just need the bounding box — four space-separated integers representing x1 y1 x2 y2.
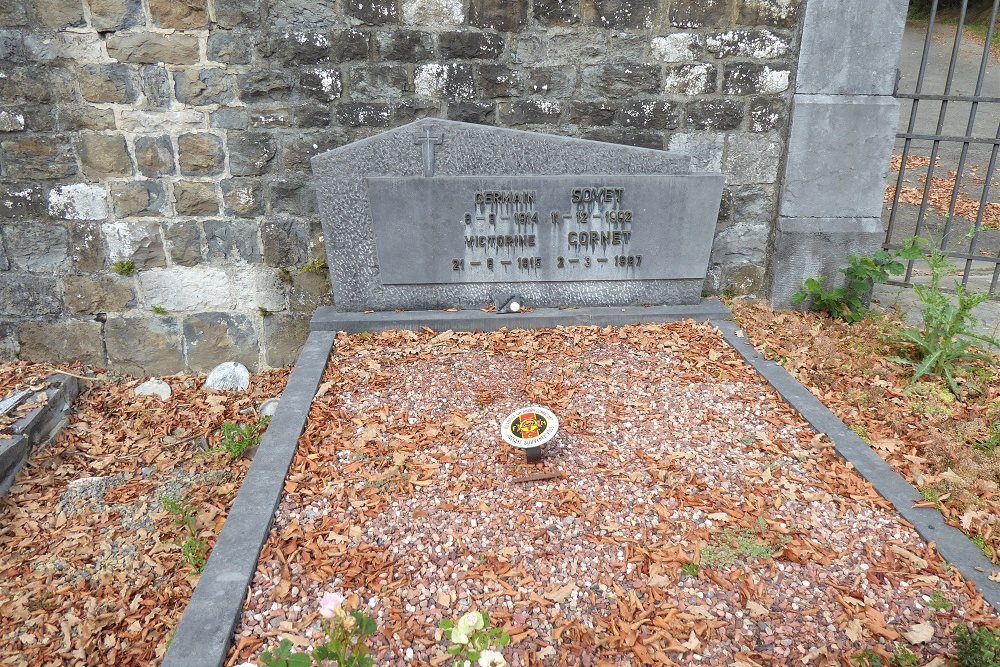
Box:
501 406 558 461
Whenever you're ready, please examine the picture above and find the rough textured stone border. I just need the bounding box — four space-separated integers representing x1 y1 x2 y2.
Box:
714 319 1000 612
311 302 732 333
162 331 337 667
0 374 82 497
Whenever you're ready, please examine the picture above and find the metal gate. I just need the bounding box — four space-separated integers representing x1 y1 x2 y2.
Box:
883 0 1000 298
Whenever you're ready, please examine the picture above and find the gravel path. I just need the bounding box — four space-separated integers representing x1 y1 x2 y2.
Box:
232 323 999 666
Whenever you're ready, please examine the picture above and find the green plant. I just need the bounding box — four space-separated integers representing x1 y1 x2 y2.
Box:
258 593 378 667
260 639 310 667
680 562 699 578
258 306 272 318
890 645 919 667
975 421 999 455
162 495 197 534
920 487 943 509
927 590 953 612
161 495 207 573
969 534 994 561
151 305 168 315
851 425 870 443
208 417 271 459
300 257 328 274
953 625 1000 667
889 244 1000 397
792 242 922 323
700 520 791 569
111 260 136 276
440 611 510 667
851 648 885 667
180 536 208 573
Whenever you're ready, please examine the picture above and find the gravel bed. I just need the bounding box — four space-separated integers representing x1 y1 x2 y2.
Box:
232 323 999 665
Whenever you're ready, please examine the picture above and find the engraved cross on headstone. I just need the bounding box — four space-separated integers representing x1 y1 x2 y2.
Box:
414 128 443 177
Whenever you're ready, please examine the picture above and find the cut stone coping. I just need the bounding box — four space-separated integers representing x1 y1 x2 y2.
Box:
310 301 733 333
165 303 999 667
715 319 1000 612
0 373 82 498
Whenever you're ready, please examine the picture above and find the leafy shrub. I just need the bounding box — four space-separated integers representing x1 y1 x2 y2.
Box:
792 241 922 323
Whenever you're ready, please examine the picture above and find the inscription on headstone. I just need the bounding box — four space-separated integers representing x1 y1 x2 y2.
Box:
312 119 724 311
368 174 722 285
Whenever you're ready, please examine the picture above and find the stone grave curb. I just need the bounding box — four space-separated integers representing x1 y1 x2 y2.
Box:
310 301 732 333
162 331 337 667
714 319 1000 612
0 373 82 498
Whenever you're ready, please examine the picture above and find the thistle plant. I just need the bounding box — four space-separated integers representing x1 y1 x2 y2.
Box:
440 611 510 667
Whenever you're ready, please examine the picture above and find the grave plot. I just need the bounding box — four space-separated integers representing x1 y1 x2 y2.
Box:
0 368 287 664
230 322 999 666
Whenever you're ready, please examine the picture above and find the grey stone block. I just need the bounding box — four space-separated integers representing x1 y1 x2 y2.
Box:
0 273 62 317
105 316 184 376
262 313 311 367
18 319 104 365
163 220 203 267
4 223 70 271
768 216 885 308
183 312 258 372
780 95 898 218
64 275 135 314
796 0 907 95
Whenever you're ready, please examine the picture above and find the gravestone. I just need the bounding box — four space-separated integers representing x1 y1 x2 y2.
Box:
312 119 723 311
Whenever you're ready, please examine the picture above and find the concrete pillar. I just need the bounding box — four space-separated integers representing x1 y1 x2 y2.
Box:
768 0 910 307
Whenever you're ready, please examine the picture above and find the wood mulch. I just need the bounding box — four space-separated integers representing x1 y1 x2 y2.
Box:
229 322 998 667
730 301 1000 569
0 365 288 666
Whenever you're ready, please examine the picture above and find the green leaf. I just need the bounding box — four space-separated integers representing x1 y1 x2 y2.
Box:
440 619 454 630
287 654 311 667
447 645 463 656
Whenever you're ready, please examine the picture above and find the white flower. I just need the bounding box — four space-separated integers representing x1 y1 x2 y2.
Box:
450 624 472 644
236 663 258 667
478 650 506 667
457 611 485 631
318 592 346 619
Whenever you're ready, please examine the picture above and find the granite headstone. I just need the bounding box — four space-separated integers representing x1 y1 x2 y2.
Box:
312 119 723 311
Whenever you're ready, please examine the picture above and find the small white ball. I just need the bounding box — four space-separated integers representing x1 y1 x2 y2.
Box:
509 301 521 312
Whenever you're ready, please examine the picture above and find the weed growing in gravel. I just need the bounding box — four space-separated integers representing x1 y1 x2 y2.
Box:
851 648 885 666
890 645 919 667
920 487 943 509
258 592 378 667
680 562 699 578
700 521 790 569
208 417 271 459
161 495 208 573
927 590 953 612
975 421 999 455
151 305 168 315
440 611 510 667
888 244 1000 397
953 625 1000 667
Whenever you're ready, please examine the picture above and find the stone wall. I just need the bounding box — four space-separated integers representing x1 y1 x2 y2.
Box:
0 0 803 374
